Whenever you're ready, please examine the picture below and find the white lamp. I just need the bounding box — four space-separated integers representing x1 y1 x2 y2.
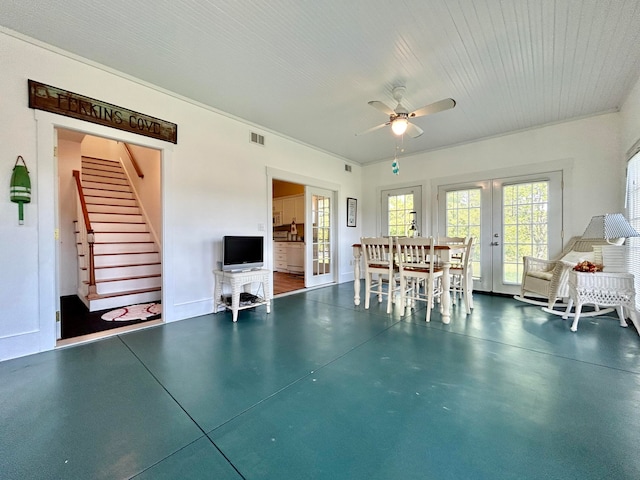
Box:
581 213 639 243
582 213 639 272
391 117 408 136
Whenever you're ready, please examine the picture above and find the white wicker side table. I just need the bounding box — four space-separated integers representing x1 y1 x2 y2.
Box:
213 269 271 322
566 271 637 332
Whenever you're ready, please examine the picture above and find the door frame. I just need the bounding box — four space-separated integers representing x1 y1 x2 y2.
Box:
266 167 340 290
35 110 172 352
431 159 573 293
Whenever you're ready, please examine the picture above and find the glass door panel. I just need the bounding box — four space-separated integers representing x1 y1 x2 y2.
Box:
305 187 334 287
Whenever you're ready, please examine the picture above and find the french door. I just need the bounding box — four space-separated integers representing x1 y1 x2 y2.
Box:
438 171 563 294
305 186 335 287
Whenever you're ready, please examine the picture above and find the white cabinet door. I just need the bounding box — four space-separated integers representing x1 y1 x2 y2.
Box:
274 242 288 272
293 195 304 223
276 195 304 225
282 197 295 224
287 243 304 273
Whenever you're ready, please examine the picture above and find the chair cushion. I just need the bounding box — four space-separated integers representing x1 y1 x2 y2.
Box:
368 263 390 269
560 251 595 265
527 270 553 281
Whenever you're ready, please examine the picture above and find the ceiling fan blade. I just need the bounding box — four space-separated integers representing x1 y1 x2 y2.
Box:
355 122 390 136
409 98 456 118
406 122 424 138
368 100 395 116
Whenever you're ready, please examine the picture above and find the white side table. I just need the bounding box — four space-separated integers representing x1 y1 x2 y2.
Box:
566 271 637 332
213 269 271 322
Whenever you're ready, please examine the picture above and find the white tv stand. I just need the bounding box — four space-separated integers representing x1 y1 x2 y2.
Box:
213 269 271 322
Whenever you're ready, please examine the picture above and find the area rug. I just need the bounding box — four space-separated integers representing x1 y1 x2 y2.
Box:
101 303 162 321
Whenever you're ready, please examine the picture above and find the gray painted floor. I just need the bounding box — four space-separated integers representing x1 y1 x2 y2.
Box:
1 283 639 479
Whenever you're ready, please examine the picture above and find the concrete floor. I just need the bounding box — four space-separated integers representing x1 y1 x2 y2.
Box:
1 283 639 479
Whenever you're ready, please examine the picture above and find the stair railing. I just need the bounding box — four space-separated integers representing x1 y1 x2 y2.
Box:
73 170 97 297
121 142 144 178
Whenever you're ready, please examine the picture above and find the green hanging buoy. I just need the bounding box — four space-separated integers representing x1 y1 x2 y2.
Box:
10 155 31 225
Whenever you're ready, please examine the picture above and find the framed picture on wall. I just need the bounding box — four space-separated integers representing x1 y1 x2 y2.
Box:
347 197 357 227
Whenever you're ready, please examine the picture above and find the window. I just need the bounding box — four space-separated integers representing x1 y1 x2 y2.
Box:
626 148 640 309
381 186 422 236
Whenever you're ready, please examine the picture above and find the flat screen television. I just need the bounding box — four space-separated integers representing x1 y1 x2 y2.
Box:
222 235 264 271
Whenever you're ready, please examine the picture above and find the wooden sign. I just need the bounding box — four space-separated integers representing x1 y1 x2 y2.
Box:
28 80 178 144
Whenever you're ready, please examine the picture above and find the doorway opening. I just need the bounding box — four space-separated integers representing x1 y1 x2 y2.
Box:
273 179 306 295
57 128 163 342
271 179 337 295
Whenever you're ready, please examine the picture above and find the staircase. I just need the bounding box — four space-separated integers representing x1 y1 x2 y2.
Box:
76 156 161 312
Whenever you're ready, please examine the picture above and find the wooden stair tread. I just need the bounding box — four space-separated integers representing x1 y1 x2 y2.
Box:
89 222 146 225
85 273 161 284
77 241 155 246
88 212 143 216
91 231 149 234
82 156 119 163
87 286 161 301
93 241 156 244
86 203 137 207
82 262 161 270
93 251 159 256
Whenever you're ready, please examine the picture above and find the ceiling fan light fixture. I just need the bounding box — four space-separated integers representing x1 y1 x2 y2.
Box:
391 117 408 136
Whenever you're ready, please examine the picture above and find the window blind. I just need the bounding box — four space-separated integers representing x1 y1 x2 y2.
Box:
626 151 640 310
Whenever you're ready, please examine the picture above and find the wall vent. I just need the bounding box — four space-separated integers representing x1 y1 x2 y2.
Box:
345 164 352 172
250 132 265 146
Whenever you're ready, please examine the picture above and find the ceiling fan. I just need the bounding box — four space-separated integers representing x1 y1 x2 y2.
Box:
357 86 456 138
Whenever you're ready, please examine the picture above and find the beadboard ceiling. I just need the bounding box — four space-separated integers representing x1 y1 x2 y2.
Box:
3 0 640 165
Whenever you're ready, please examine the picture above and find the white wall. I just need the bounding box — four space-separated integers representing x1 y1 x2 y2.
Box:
620 75 640 159
57 132 84 296
361 113 624 243
0 31 362 361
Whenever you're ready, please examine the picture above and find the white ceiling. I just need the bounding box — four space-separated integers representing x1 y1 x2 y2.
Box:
3 0 640 165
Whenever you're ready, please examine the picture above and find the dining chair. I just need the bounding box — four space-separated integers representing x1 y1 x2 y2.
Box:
448 236 474 314
360 236 400 314
396 236 444 322
438 236 466 263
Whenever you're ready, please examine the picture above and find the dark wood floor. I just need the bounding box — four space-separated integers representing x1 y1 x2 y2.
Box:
273 271 305 295
60 295 160 339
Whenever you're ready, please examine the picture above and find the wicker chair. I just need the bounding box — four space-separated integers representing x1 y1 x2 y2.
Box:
514 236 622 310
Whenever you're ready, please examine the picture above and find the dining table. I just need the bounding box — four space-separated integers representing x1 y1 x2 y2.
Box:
351 242 466 324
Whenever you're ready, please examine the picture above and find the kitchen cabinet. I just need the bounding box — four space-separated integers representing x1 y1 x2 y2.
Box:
274 241 305 274
274 242 288 272
282 197 295 224
293 195 304 223
287 243 304 274
273 199 284 226
278 194 304 225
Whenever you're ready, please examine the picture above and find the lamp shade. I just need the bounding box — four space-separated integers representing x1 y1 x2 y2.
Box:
391 118 408 135
581 213 640 240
